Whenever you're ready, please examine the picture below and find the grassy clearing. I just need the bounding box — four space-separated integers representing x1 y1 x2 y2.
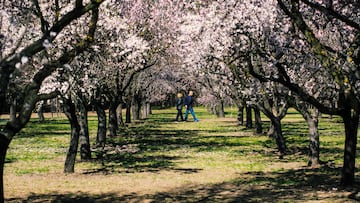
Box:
3 107 360 202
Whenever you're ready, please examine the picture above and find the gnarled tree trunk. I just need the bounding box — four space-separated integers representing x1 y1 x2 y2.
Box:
341 108 359 185
271 117 286 158
306 114 320 166
63 98 80 173
0 134 11 203
295 102 320 167
78 102 91 160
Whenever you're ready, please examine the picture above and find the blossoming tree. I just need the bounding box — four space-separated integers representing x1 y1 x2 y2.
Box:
0 0 106 201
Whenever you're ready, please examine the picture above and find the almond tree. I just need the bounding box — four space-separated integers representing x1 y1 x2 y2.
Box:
275 0 359 185
0 1 106 201
242 0 359 185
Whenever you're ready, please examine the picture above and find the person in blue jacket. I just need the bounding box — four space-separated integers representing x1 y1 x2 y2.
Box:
184 90 199 122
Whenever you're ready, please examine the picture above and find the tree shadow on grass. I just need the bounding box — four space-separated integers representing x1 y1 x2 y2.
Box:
85 128 206 174
87 125 269 175
7 166 360 203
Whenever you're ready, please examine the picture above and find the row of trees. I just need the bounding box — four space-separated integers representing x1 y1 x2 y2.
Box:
175 0 359 186
0 0 358 202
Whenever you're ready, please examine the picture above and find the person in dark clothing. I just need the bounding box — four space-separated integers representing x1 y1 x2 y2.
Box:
184 90 199 122
175 92 184 122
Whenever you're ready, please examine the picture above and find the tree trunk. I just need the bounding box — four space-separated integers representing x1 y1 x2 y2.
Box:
95 103 106 147
107 100 118 137
9 99 16 122
125 101 131 123
341 108 359 186
246 106 253 128
146 102 152 115
132 96 140 121
37 101 45 123
117 103 124 127
217 101 225 118
272 117 286 158
141 101 151 119
0 134 11 203
267 122 275 138
78 103 91 160
211 105 217 115
307 115 320 167
254 107 262 134
295 102 321 167
63 99 80 173
237 105 244 125
141 101 147 119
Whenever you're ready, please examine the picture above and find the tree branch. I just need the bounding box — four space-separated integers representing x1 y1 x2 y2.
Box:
247 53 343 115
0 0 105 107
32 0 49 33
36 90 60 102
3 5 101 140
300 0 360 30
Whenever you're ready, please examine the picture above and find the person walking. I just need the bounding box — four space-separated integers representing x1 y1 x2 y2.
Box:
184 90 199 122
175 92 184 122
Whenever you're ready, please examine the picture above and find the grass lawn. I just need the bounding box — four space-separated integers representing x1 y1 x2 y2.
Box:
3 107 360 202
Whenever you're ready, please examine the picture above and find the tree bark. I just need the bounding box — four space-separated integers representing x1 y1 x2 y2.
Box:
267 122 275 138
246 106 253 128
37 101 45 123
117 103 124 127
107 99 118 137
141 101 150 119
307 114 320 166
132 96 141 121
217 100 225 118
237 105 244 125
63 98 80 173
295 103 320 167
341 108 359 186
258 99 288 157
9 99 16 122
210 105 217 115
95 103 106 147
272 117 286 158
0 134 11 203
78 102 91 160
148 103 152 115
146 102 152 115
125 101 131 123
254 107 262 134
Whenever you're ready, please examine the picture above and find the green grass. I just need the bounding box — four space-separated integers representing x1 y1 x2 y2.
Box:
3 107 360 202
4 107 355 173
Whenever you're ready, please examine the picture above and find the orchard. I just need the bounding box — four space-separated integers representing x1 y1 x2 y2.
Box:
0 0 359 202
